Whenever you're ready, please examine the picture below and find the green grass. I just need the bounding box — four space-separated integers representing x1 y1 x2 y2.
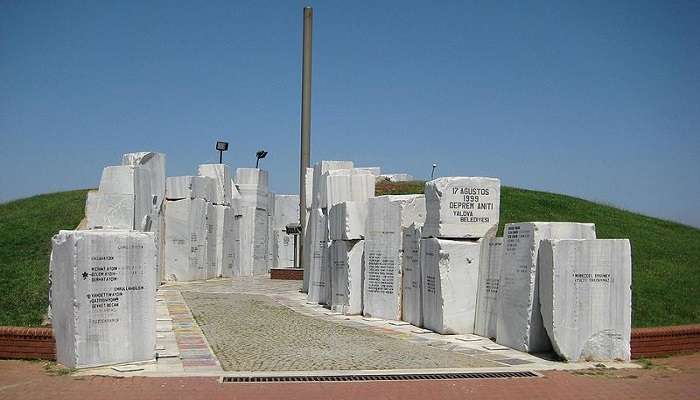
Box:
1 185 698 328
0 190 88 326
377 183 700 328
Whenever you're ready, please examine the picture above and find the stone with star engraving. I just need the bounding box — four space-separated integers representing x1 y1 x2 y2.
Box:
49 229 156 368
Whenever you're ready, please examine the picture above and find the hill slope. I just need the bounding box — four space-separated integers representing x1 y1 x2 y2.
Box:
1 186 698 328
0 190 89 326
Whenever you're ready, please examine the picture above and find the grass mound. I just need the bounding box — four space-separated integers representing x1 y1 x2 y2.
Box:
0 190 88 326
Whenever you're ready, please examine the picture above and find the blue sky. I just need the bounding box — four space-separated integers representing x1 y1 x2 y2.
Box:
1 1 699 227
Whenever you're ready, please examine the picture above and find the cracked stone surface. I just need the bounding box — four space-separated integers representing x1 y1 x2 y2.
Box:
182 291 498 371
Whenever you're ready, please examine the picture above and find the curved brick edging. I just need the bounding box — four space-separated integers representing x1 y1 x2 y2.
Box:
631 324 700 359
1 323 698 362
0 326 56 360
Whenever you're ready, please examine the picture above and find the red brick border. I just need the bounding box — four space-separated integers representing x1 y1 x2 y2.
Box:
1 322 698 361
270 268 304 280
631 324 700 359
0 327 56 360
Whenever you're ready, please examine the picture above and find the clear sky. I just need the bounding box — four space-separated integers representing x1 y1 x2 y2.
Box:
1 1 699 227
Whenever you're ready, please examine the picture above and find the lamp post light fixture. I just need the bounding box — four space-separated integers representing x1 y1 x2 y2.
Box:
431 163 437 180
216 141 229 164
255 150 268 168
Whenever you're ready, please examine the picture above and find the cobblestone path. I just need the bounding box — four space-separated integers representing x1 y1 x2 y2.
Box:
182 291 498 371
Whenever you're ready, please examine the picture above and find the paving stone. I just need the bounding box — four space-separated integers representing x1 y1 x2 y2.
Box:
182 291 497 371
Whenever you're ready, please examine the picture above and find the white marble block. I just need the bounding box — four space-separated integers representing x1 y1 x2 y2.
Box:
307 209 330 304
329 201 367 240
121 152 166 210
86 191 134 230
421 238 481 334
539 239 632 361
329 240 364 315
474 237 504 339
92 165 152 231
165 176 215 202
401 224 423 327
423 177 500 239
221 206 235 277
232 206 269 276
363 195 426 320
235 168 269 188
311 161 354 208
205 203 219 279
50 230 156 368
236 185 269 210
496 222 597 353
272 195 299 268
198 164 232 206
163 198 208 281
320 169 375 209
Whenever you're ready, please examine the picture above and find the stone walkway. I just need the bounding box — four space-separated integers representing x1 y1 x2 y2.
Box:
79 276 638 376
183 291 496 371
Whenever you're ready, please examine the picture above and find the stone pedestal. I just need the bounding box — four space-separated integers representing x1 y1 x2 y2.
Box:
539 239 632 361
50 230 156 368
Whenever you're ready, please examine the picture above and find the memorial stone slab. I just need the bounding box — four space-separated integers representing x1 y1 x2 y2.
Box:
232 206 269 276
205 203 219 279
163 198 207 281
272 195 299 268
474 237 504 338
221 206 235 277
539 239 632 361
329 201 368 240
307 208 330 303
198 164 232 206
401 224 423 327
423 177 500 239
329 240 364 315
50 230 156 368
496 222 597 353
363 195 426 320
421 238 481 334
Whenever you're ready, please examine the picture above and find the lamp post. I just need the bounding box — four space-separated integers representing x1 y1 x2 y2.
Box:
431 163 437 180
216 141 229 164
255 150 268 168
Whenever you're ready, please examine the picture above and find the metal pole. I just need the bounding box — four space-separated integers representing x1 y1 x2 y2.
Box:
299 6 312 272
219 151 223 164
